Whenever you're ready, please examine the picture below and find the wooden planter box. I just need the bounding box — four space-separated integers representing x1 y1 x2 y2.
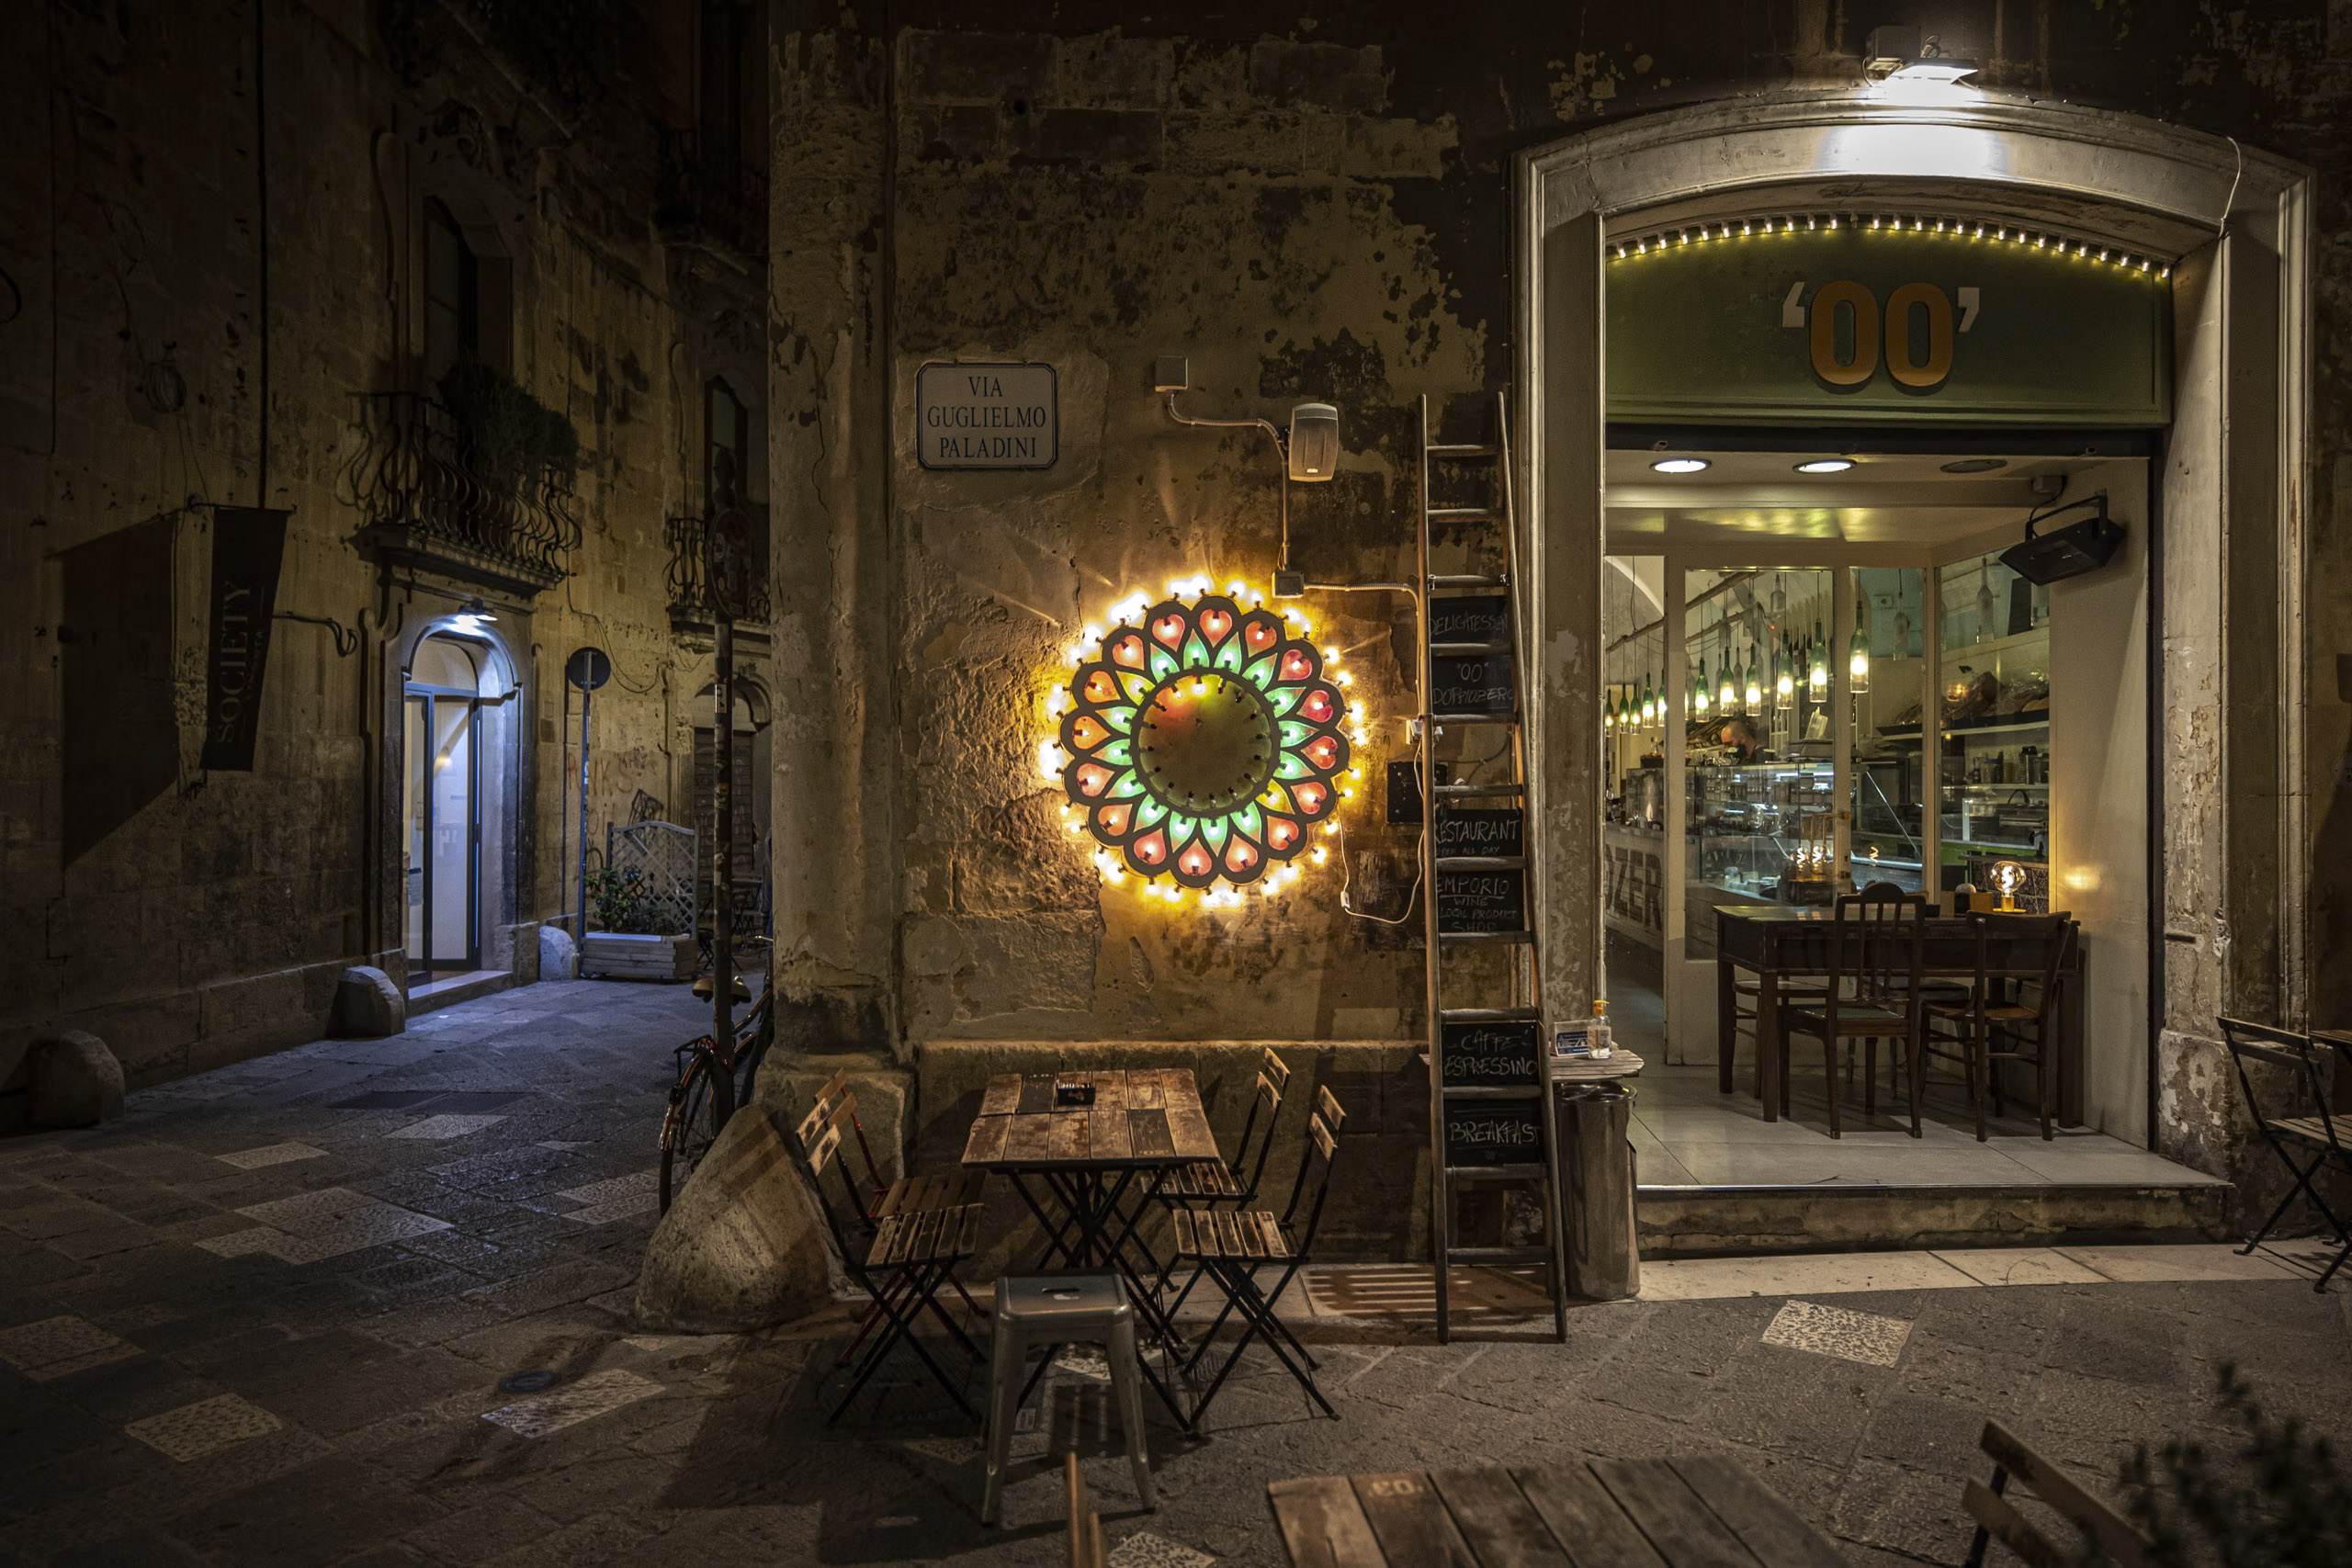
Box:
581 931 695 981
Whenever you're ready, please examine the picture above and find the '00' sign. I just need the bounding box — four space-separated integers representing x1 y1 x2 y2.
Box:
1783 280 1981 390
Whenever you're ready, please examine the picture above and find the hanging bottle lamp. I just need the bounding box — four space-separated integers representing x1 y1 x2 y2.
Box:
1603 684 1616 730
1809 620 1828 699
1849 598 1871 695
1639 671 1656 725
1718 648 1738 715
1691 654 1710 717
1774 635 1795 713
1743 640 1761 715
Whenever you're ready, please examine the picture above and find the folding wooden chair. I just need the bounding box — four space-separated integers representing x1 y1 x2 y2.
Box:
1779 885 1928 1137
795 1086 989 1363
2221 1015 2352 1290
1962 1418 2151 1567
785 1109 985 1421
1145 1049 1289 1298
1171 1087 1346 1427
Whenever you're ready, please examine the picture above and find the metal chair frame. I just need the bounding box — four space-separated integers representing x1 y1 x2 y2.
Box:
786 1113 984 1421
1173 1091 1346 1428
2221 1015 2352 1291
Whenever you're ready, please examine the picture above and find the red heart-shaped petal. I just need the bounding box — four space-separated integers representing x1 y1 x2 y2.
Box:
1199 609 1233 644
1111 635 1149 671
1150 613 1187 649
1083 671 1121 705
1223 837 1258 874
1075 763 1114 798
1096 802 1132 837
1301 687 1334 723
1132 829 1168 865
1292 780 1329 816
1278 648 1313 682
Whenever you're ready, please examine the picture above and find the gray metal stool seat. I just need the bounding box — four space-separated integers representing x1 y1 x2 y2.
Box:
981 1274 1154 1527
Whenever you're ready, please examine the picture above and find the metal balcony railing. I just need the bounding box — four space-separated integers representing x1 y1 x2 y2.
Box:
665 510 772 629
656 129 766 260
342 390 582 594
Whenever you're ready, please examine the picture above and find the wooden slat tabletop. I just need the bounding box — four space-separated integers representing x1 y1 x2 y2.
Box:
1268 1458 1844 1568
961 1067 1220 1171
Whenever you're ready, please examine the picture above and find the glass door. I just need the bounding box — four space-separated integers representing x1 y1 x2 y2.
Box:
1848 567 1928 895
404 636 485 979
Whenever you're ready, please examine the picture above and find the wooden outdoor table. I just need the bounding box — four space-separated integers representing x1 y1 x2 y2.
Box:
1267 1456 1845 1567
961 1067 1218 1394
1715 905 2083 1126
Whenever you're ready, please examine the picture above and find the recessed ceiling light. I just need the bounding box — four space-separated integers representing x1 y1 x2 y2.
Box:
1650 457 1710 474
1793 457 1855 474
1939 457 2009 473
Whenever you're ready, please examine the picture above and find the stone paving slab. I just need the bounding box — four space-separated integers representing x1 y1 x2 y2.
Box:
1 976 2348 1565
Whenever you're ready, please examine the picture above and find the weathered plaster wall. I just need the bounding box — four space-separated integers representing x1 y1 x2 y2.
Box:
0 0 755 1093
771 5 2352 1230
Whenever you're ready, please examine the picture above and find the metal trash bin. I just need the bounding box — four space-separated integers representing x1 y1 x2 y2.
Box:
1555 1082 1640 1301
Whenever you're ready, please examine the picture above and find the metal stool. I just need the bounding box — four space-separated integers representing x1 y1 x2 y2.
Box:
981 1274 1154 1527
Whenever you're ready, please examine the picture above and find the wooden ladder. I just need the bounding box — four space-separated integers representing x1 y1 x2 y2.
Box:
1416 391 1569 1343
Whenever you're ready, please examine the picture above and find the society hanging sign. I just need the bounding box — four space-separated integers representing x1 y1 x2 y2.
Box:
915 361 1057 469
198 506 290 772
1604 224 2171 427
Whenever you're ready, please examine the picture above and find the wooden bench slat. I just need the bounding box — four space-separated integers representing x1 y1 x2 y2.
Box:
1427 1467 1573 1567
1267 1475 1388 1568
1668 1454 1846 1568
1962 1479 2073 1568
1589 1458 1757 1568
1348 1472 1476 1566
1510 1466 1666 1568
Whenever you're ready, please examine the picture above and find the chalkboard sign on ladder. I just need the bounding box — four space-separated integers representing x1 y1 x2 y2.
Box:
1440 1019 1541 1088
1436 867 1526 933
1443 1103 1544 1166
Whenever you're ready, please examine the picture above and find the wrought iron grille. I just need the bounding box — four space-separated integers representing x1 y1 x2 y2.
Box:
342 390 582 591
606 820 698 937
665 510 773 626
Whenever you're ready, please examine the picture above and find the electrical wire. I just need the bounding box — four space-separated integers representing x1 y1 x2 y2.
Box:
1338 815 1423 926
2219 135 2244 235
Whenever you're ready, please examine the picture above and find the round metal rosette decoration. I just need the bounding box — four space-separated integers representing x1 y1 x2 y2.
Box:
1056 593 1351 890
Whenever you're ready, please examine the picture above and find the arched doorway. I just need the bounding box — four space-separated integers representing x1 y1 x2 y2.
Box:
1516 92 2312 1173
403 630 514 979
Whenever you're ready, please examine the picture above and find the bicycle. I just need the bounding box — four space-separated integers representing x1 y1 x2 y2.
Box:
657 977 775 1212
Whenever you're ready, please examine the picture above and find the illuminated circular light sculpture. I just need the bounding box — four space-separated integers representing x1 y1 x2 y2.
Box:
1051 591 1352 895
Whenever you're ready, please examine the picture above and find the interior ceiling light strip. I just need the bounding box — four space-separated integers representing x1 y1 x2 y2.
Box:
1606 213 2174 278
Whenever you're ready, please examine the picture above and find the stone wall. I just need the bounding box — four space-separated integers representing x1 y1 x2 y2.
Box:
768 5 2352 1222
0 0 763 1096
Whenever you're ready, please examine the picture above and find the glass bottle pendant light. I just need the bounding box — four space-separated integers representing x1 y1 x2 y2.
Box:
1849 597 1871 694
1603 684 1615 729
1808 620 1828 697
1774 634 1795 712
1744 640 1762 714
1692 656 1710 716
1640 671 1656 725
1719 648 1738 714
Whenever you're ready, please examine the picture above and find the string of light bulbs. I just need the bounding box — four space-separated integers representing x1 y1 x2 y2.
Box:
1606 212 2174 278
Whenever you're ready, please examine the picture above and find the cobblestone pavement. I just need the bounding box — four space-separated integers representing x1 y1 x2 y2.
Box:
5 978 2349 1566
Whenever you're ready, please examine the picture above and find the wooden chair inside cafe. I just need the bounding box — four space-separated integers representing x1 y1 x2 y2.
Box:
1776 884 1928 1138
1921 914 2075 1142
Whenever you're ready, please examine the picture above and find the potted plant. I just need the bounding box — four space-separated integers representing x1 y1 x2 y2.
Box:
579 867 695 981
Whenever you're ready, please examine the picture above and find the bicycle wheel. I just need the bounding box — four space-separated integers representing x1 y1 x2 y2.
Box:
658 1049 737 1212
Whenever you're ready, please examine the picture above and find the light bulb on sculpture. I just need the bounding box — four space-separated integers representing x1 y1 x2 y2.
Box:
1991 859 2027 912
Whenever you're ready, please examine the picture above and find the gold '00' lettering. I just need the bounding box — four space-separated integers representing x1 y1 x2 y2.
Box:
1807 281 1878 386
1885 282 1954 389
1801 281 1958 390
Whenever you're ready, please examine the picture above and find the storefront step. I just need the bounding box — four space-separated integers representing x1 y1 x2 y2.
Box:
1634 1180 2232 1258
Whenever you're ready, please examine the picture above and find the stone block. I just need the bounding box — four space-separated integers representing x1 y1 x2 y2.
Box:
1341 116 1454 180
905 29 1055 107
1013 107 1162 168
333 966 405 1038
1247 39 1385 113
28 1029 125 1128
632 1104 833 1333
756 1054 911 1183
1056 33 1174 109
1166 111 1338 177
538 924 578 982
